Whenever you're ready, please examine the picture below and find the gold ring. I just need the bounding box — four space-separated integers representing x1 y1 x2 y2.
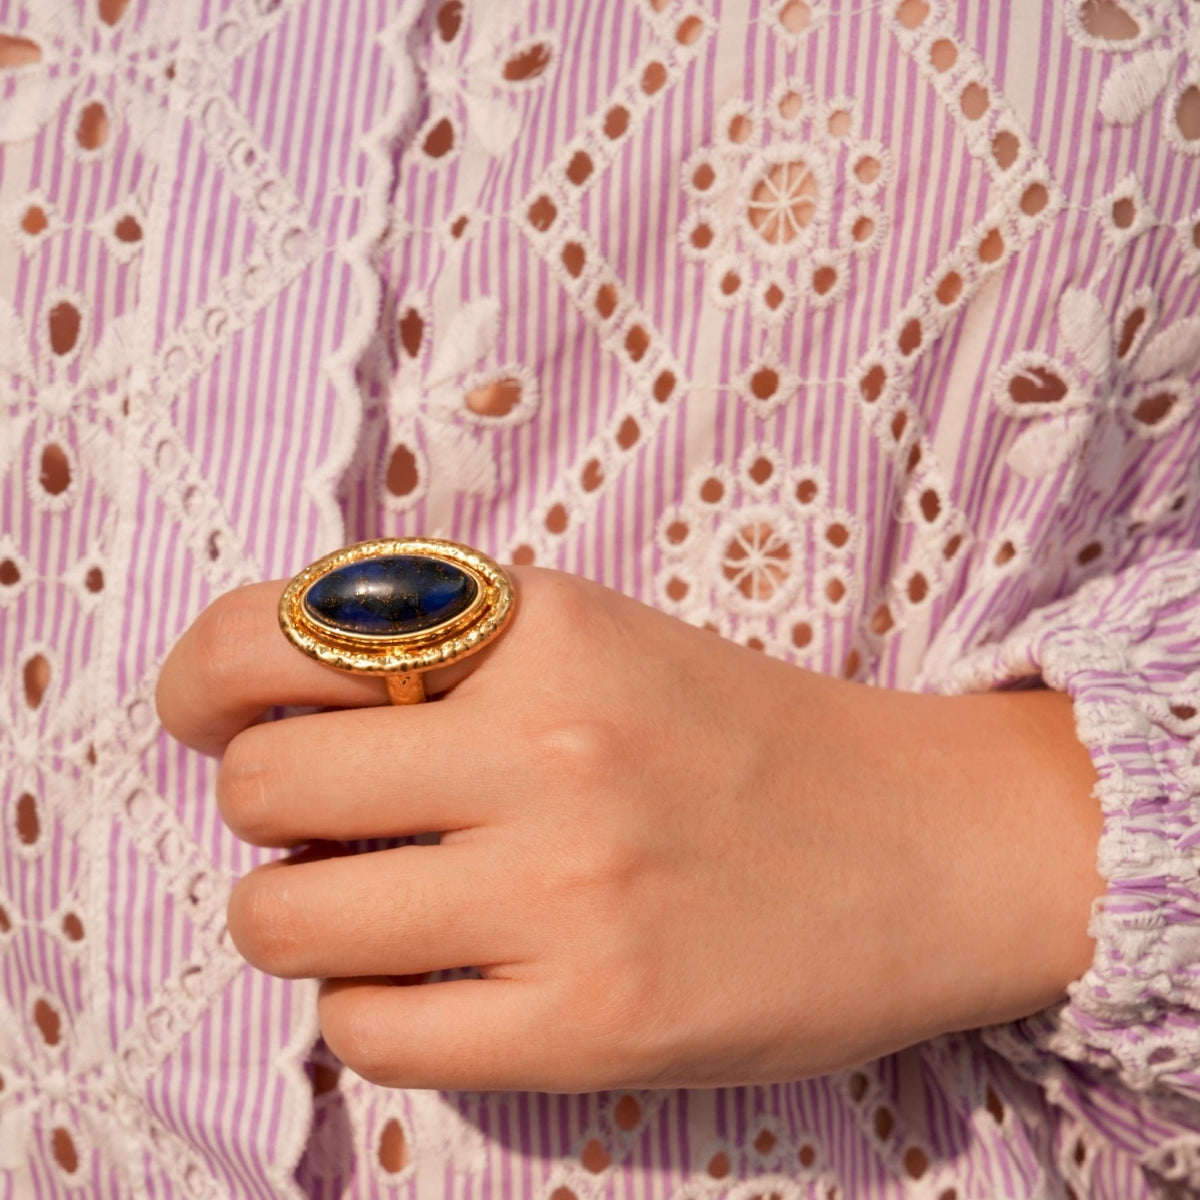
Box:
279 537 515 704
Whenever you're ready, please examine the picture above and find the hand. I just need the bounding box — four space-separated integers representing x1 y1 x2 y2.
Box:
156 567 1103 1092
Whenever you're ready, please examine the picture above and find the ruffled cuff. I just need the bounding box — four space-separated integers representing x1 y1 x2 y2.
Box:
946 552 1200 1138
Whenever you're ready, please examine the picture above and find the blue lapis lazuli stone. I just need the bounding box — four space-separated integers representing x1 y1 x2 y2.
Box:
303 555 477 637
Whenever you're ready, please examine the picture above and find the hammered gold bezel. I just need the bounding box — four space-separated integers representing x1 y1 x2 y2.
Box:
278 537 515 676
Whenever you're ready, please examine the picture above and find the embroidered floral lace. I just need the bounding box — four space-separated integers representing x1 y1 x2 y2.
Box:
2 1 1199 1196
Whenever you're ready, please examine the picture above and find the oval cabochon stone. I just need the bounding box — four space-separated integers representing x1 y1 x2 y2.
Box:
303 554 478 637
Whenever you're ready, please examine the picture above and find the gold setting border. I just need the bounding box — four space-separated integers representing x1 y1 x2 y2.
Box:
279 537 516 675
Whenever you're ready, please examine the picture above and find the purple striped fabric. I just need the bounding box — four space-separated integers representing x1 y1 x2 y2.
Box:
2 1 1199 1196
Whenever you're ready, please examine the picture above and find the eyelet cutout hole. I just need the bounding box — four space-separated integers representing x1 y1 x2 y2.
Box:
960 83 989 120
826 522 849 548
860 364 886 402
1132 391 1175 426
465 377 523 417
581 1138 611 1173
813 265 838 295
0 33 42 66
1020 183 1049 216
421 117 455 158
779 0 812 33
625 326 649 362
436 0 462 40
1112 196 1136 229
1116 306 1146 358
992 131 1019 170
567 151 593 186
896 0 929 30
641 61 667 94
378 1119 409 1173
1176 85 1200 144
749 457 775 485
1081 1 1140 40
561 242 586 276
527 195 557 231
978 229 1004 263
17 792 40 844
35 997 62 1045
828 109 852 137
76 101 110 150
503 42 552 81
48 302 82 356
24 654 50 708
604 105 629 139
398 308 424 359
706 1150 732 1178
581 459 604 492
613 1094 642 1130
930 38 957 71
595 283 618 319
385 445 419 497
52 1127 79 1174
751 367 780 400
899 318 922 355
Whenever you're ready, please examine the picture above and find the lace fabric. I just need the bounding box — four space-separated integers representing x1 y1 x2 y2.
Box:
2 1 1199 1196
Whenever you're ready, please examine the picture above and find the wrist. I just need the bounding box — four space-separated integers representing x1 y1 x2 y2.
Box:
892 688 1105 1034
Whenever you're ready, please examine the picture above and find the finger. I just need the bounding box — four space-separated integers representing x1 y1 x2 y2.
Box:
157 582 388 756
318 977 586 1092
157 575 515 758
227 842 526 979
218 703 510 846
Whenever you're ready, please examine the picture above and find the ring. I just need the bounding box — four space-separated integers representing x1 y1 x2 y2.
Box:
278 537 515 704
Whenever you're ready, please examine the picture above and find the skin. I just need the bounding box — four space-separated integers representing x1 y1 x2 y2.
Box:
156 567 1104 1093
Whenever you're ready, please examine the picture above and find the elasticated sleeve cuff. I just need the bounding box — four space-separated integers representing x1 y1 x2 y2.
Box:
946 551 1200 1133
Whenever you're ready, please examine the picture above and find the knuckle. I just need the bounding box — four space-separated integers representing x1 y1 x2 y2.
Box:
192 589 265 697
319 992 397 1087
226 872 305 976
530 715 619 787
217 729 277 844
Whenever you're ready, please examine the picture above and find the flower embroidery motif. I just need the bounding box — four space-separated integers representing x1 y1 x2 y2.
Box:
414 0 554 163
999 285 1200 479
384 296 539 510
655 449 861 670
0 0 184 156
1064 0 1200 154
681 88 890 313
0 293 135 507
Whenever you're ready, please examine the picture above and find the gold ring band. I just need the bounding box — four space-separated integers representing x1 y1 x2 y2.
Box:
279 537 515 704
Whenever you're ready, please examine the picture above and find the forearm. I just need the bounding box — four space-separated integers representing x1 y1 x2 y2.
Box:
815 681 1104 1042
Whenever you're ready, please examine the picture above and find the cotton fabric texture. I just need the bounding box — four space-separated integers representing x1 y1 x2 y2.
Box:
1 0 1199 1196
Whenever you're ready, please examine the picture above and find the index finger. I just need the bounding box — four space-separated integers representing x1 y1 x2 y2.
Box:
156 581 389 757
